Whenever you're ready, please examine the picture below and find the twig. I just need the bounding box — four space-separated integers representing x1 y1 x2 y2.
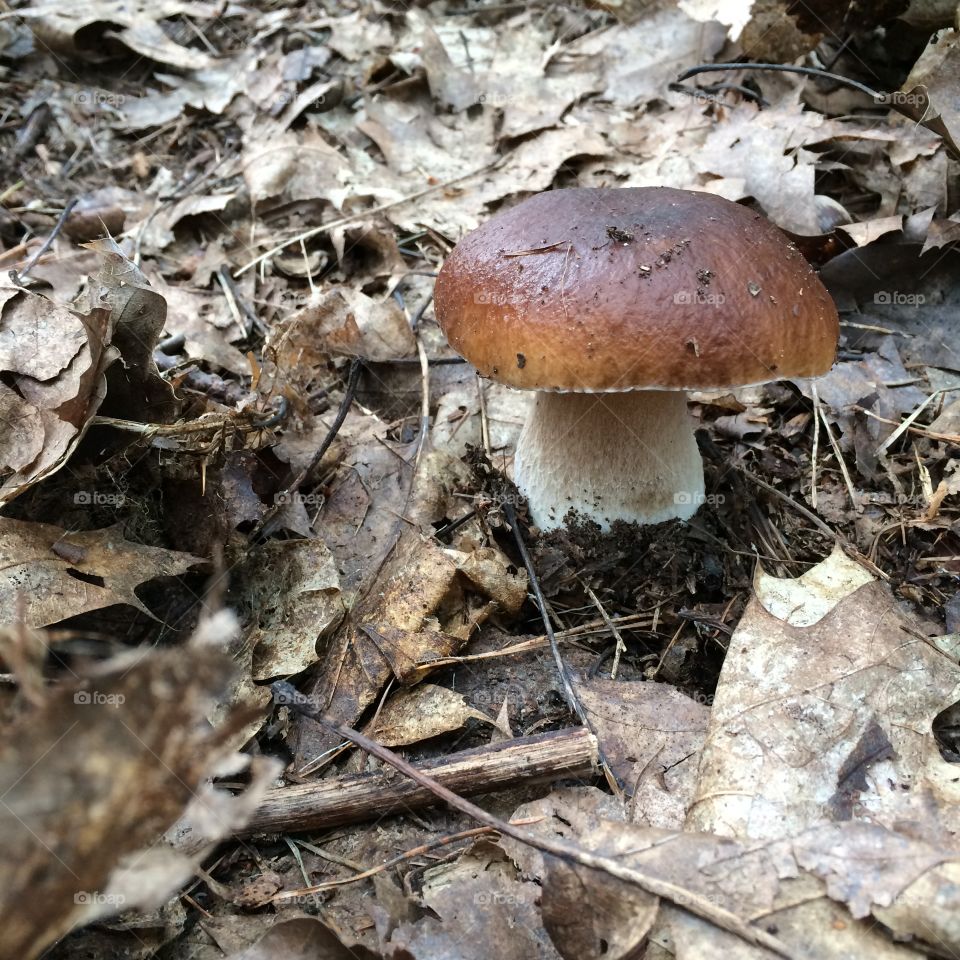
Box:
248 359 362 541
502 502 586 727
676 62 960 161
394 287 432 469
269 682 795 959
853 404 960 444
501 502 622 795
877 390 944 454
417 611 654 673
217 264 265 338
13 102 50 159
818 404 858 509
677 62 881 99
582 582 627 679
246 727 598 834
736 466 888 580
9 198 78 285
476 374 491 458
810 383 821 510
270 825 504 902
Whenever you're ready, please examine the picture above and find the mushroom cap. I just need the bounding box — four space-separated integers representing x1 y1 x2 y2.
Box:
434 187 839 392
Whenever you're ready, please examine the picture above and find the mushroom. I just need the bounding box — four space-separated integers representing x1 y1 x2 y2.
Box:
434 187 839 531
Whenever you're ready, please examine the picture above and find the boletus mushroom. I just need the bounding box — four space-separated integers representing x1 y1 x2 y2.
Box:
434 187 839 531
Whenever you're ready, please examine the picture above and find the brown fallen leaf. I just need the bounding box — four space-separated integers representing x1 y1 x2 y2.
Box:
659 546 960 957
117 48 259 132
365 683 492 748
26 0 219 70
0 518 206 627
0 612 271 960
229 916 379 960
410 10 478 113
0 290 117 505
232 537 345 681
541 837 659 960
241 127 354 207
898 26 960 161
572 676 709 828
280 286 416 364
387 844 559 960
694 96 828 235
82 237 179 424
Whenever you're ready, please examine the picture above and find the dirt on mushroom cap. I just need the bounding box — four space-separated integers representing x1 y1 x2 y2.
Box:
434 187 839 392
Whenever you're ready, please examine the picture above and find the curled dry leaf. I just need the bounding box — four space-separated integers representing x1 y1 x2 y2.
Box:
0 612 271 960
899 27 960 159
82 237 179 424
284 286 416 363
233 537 345 681
365 683 493 748
229 916 379 960
118 49 259 132
387 845 558 960
659 546 960 957
25 0 219 69
293 530 526 769
0 288 117 505
572 675 709 828
0 518 206 628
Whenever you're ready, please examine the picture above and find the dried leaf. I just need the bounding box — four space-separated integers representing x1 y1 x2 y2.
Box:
0 614 268 959
0 518 206 627
234 538 345 681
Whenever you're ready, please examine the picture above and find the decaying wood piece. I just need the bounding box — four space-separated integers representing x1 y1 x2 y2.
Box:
244 727 599 834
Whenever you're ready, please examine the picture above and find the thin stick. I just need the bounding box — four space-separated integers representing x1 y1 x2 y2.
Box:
818 405 858 508
675 62 960 161
853 404 959 444
476 373 492 458
10 198 78 284
877 390 943 454
582 583 627 679
417 612 655 672
270 682 794 959
270 826 501 902
677 62 881 99
810 383 821 510
502 502 585 727
249 359 362 541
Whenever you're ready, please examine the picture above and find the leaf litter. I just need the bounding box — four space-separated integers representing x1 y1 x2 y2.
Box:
0 1 958 958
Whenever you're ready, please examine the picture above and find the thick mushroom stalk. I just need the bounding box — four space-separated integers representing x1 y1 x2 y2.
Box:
512 390 704 530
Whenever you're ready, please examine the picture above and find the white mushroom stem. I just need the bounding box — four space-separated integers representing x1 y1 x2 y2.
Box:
512 390 705 531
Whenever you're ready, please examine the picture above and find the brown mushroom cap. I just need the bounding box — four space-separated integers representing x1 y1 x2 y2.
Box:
434 187 839 391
